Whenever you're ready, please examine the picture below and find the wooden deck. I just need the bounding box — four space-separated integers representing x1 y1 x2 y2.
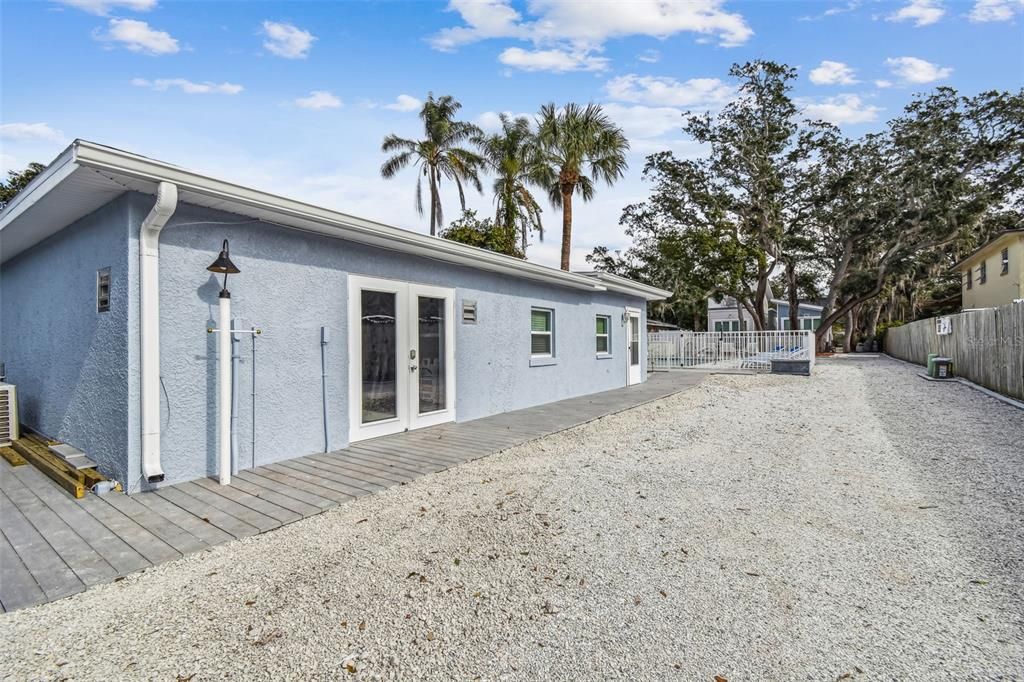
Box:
0 371 703 613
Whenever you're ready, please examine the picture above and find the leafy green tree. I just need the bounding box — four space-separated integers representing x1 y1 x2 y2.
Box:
0 162 45 209
439 209 524 258
478 114 546 254
808 88 1023 348
536 103 629 271
380 94 485 236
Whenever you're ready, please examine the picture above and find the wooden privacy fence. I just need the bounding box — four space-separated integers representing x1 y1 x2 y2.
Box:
884 302 1024 400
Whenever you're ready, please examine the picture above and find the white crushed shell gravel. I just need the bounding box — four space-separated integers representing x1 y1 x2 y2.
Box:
1 357 1021 681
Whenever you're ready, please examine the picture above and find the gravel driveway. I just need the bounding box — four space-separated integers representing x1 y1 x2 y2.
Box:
1 357 1022 681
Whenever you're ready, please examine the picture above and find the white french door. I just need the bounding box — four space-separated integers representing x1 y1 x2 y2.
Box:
626 308 642 385
348 276 456 442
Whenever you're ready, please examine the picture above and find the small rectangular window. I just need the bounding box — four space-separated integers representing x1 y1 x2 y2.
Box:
1001 248 1009 275
979 260 987 285
595 315 610 354
965 271 972 290
96 267 111 312
462 299 477 324
530 308 553 356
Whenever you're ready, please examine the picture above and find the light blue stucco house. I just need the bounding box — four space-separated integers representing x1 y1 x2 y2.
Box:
0 141 668 492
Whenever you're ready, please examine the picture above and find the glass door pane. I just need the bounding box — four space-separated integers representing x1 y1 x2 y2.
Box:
417 296 446 414
630 316 640 365
361 290 397 423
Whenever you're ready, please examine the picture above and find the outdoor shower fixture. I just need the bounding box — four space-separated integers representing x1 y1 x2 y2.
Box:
207 240 241 485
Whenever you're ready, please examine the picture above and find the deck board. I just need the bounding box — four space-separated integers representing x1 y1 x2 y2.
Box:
0 371 702 613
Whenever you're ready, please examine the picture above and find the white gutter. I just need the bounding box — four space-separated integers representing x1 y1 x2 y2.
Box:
140 181 178 483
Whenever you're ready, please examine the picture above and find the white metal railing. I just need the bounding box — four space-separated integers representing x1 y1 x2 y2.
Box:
648 330 816 372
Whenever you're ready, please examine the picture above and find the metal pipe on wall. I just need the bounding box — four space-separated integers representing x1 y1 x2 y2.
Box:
230 320 240 476
321 325 330 453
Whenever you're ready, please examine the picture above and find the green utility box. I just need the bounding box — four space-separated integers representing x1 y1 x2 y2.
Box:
927 353 938 377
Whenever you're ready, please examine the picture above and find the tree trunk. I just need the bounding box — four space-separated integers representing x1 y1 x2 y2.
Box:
428 169 439 237
559 187 573 271
866 304 882 341
786 260 799 331
843 308 855 353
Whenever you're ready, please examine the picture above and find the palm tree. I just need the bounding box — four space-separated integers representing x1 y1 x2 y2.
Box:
536 103 630 271
380 94 485 236
478 114 547 255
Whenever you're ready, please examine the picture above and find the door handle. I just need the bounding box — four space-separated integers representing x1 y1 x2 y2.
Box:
410 365 418 372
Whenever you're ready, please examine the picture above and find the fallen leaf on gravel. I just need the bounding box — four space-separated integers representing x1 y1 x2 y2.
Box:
454 558 461 566
917 505 938 509
745 572 761 577
969 579 989 585
660 590 668 598
359 621 366 631
714 676 728 682
426 631 436 641
114 577 126 582
340 621 347 628
244 600 256 606
633 595 642 605
356 518 368 524
176 675 196 682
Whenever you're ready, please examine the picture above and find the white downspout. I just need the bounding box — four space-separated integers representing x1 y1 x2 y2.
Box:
140 182 178 483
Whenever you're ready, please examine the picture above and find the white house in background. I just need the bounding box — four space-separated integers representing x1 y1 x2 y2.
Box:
707 289 833 343
706 284 775 332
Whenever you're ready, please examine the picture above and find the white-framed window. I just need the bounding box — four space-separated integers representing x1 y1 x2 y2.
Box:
1001 248 1010 276
596 315 611 354
715 320 740 332
531 307 553 356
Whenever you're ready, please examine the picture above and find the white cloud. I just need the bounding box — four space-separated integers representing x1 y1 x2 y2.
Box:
969 0 1024 21
808 60 859 85
604 74 733 108
498 47 608 72
56 0 156 15
96 18 179 55
637 49 660 63
384 94 423 112
430 0 753 52
601 103 686 140
875 79 894 88
799 1 862 21
475 110 535 132
293 90 342 109
885 56 952 83
887 0 945 26
803 94 881 124
0 122 65 142
131 78 243 94
261 21 315 59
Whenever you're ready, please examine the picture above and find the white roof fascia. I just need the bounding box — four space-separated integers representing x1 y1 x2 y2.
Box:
0 145 78 233
71 141 606 294
574 271 671 301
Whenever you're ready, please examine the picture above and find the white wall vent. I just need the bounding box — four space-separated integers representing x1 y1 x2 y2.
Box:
462 300 477 324
0 383 19 447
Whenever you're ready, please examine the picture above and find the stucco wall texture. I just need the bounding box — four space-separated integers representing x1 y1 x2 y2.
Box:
2 193 649 492
154 200 647 489
0 194 132 483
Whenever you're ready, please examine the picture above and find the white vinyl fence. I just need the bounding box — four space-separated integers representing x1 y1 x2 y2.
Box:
648 330 816 372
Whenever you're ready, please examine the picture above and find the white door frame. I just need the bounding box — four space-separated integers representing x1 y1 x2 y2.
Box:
347 275 456 442
626 307 642 386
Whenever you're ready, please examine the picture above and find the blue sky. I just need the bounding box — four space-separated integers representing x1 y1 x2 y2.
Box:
2 0 1022 268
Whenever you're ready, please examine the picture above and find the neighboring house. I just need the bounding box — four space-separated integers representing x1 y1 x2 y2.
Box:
770 299 833 344
707 284 774 332
0 140 669 492
954 228 1024 309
